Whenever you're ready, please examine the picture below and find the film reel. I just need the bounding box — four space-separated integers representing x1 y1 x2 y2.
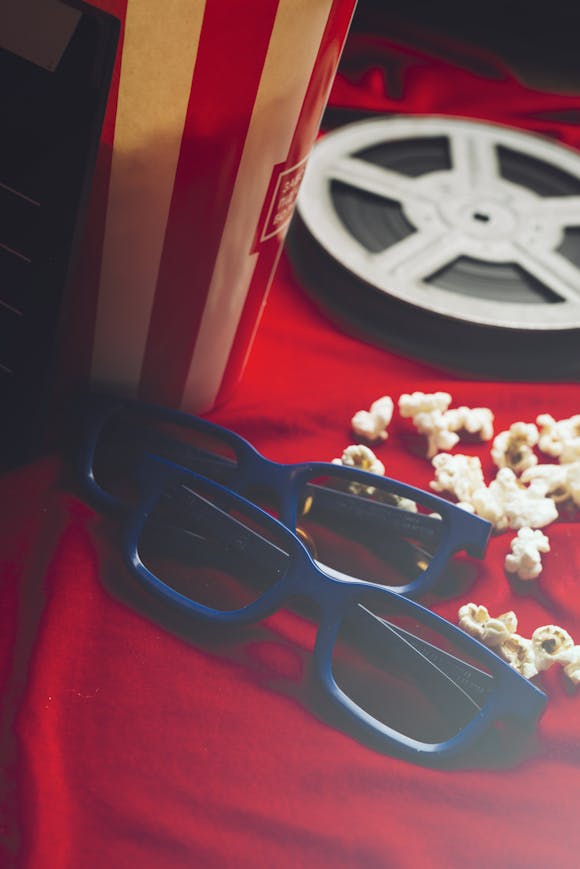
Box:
287 116 580 379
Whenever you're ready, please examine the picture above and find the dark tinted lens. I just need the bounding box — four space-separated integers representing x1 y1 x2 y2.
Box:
137 478 291 612
92 407 239 505
331 591 495 743
298 472 447 588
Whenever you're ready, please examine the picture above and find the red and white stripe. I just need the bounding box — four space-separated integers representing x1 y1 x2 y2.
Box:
89 0 356 413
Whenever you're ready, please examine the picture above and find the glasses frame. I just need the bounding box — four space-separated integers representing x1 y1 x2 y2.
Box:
82 394 492 598
124 458 547 761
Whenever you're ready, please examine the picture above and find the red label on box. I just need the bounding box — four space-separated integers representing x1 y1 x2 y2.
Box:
258 155 309 243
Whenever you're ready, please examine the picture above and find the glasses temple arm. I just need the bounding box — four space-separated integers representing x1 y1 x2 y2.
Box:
136 431 452 549
303 483 445 548
140 429 238 481
137 429 446 545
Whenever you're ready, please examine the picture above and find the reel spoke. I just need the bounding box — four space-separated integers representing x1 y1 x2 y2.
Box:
327 156 431 207
535 196 580 229
372 229 466 283
449 131 501 190
512 245 580 302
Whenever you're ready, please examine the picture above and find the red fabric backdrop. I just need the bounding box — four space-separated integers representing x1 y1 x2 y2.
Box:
2 15 580 869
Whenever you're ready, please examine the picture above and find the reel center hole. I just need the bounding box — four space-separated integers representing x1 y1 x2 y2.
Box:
473 211 491 223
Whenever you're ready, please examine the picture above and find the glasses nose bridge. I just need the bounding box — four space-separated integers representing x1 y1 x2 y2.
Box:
238 458 297 517
293 557 357 615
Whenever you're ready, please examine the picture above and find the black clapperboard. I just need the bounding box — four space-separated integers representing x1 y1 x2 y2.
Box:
0 0 119 469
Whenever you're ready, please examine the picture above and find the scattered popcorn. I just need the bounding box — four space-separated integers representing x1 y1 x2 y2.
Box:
458 604 579 681
457 603 536 677
398 391 452 418
331 444 417 508
332 444 385 476
398 393 456 459
559 440 580 465
522 462 580 509
458 603 517 647
342 393 580 694
567 465 580 508
470 468 557 532
430 453 486 503
491 422 539 474
351 395 394 443
497 633 538 679
399 394 494 459
531 625 574 672
444 406 494 441
467 479 504 529
393 495 419 513
537 414 580 463
458 602 538 677
412 410 459 459
505 527 551 581
431 456 557 532
556 645 580 685
332 444 385 497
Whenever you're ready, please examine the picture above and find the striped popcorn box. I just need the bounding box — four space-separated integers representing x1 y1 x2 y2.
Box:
68 0 357 414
